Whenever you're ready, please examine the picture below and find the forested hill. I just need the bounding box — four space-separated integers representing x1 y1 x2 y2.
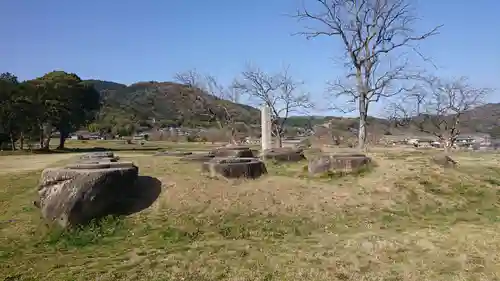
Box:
86 80 500 138
86 80 260 132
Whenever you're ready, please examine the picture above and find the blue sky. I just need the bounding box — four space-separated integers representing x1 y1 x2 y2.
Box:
1 0 499 116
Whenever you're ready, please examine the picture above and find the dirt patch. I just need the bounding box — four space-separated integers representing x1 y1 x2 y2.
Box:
0 153 80 174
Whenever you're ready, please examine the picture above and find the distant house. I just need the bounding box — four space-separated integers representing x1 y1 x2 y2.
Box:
382 135 409 144
416 137 437 144
133 132 150 140
455 134 491 146
70 130 101 140
403 136 437 145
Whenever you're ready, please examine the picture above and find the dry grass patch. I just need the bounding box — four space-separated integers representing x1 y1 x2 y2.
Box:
1 146 500 280
0 153 81 174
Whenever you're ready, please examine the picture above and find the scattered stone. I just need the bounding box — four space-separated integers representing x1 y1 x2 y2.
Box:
79 151 115 159
210 146 255 158
65 161 136 169
180 153 215 162
154 151 193 157
201 157 267 179
179 147 253 162
432 155 457 168
261 147 306 162
308 154 372 176
78 157 119 164
36 161 139 228
78 151 120 163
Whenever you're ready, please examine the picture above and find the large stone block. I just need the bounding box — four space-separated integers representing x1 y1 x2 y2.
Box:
78 151 119 163
308 154 372 175
210 146 255 158
36 161 139 228
180 153 216 162
261 147 306 162
201 158 267 179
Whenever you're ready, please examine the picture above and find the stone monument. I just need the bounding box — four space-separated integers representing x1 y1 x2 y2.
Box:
261 104 272 151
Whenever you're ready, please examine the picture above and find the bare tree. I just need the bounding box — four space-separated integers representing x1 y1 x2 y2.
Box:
294 0 442 150
233 65 312 147
389 76 490 152
173 69 204 89
174 70 241 144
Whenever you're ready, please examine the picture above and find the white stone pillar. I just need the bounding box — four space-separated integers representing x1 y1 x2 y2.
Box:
261 105 272 151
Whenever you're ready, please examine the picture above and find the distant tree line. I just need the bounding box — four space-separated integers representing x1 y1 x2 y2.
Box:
0 71 101 150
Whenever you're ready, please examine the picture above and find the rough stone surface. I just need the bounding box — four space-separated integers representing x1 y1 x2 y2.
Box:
78 151 119 163
202 157 267 179
432 155 457 167
180 153 215 162
79 151 115 159
78 157 119 164
261 148 306 162
65 161 136 169
210 146 255 158
154 151 193 157
37 161 139 228
308 154 372 175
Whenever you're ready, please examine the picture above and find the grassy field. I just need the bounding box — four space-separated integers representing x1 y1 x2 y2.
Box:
1 140 500 280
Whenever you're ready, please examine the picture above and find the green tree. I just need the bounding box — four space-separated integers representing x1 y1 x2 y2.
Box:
56 78 100 149
0 73 20 149
87 123 101 133
25 78 65 149
32 71 101 149
0 72 18 84
13 82 36 150
0 73 37 150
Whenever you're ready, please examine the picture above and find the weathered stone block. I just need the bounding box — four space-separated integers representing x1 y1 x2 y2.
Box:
210 146 255 158
308 154 372 175
201 158 267 179
36 161 138 228
261 148 306 162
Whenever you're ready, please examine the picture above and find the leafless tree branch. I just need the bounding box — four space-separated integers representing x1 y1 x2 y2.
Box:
173 69 204 89
233 65 313 147
293 0 442 150
174 69 241 143
388 76 491 152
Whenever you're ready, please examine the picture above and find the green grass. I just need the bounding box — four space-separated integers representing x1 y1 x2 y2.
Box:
1 142 500 280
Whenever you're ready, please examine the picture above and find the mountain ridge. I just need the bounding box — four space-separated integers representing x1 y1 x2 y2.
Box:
86 79 500 138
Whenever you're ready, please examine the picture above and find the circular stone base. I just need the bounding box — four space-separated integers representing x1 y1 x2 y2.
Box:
65 161 136 170
201 157 267 179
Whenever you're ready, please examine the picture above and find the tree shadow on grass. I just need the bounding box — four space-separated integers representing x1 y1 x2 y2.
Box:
110 175 163 216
